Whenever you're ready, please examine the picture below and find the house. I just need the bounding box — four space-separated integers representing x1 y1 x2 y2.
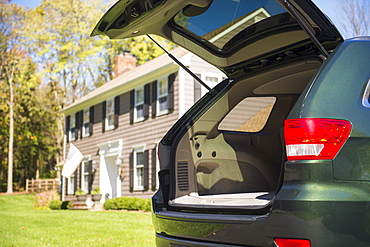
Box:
60 47 225 202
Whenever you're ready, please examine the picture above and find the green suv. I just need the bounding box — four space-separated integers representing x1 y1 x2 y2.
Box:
93 0 370 246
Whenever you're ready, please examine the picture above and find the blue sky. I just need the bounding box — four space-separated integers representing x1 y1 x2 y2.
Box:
13 0 41 8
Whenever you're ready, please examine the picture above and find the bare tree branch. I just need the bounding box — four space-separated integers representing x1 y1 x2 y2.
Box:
338 0 370 38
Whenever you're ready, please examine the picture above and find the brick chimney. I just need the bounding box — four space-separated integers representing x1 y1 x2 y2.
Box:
114 52 137 78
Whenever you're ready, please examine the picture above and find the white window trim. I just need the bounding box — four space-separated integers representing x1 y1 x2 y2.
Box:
133 145 146 191
134 86 145 123
105 98 115 131
67 174 75 195
200 72 223 96
82 108 90 138
69 114 76 141
81 157 90 193
156 76 169 116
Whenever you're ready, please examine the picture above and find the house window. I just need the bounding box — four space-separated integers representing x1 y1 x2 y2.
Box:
81 159 90 193
134 146 145 191
135 87 144 122
157 77 169 115
105 98 115 131
82 108 90 137
67 173 75 195
69 114 76 141
200 72 223 96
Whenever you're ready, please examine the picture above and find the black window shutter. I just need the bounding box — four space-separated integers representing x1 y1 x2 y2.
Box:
114 96 120 129
144 84 150 120
73 170 78 194
130 90 134 125
143 150 149 191
102 101 106 132
66 116 70 142
168 73 176 112
88 161 93 193
194 73 202 102
129 152 134 192
151 148 157 191
78 165 82 189
89 106 94 136
79 110 83 139
75 112 80 140
151 80 157 118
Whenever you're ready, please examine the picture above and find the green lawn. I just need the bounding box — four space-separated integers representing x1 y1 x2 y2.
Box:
0 194 155 246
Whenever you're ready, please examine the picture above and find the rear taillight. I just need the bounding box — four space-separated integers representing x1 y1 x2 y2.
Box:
274 238 311 247
284 118 352 160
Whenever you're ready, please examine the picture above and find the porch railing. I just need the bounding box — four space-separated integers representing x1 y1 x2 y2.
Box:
26 178 59 193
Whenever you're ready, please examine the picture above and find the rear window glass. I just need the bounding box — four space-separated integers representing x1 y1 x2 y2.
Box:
174 0 287 50
219 97 276 132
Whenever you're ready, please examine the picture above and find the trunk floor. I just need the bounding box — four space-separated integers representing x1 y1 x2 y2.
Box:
169 192 274 209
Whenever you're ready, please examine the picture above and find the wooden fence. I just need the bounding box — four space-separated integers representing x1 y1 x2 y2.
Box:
26 179 59 193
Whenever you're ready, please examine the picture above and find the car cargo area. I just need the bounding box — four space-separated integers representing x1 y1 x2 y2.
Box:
169 57 323 210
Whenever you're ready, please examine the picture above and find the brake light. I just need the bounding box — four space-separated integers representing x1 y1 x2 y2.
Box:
284 118 351 160
275 238 311 247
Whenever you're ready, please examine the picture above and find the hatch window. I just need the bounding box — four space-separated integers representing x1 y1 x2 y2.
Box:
174 0 287 50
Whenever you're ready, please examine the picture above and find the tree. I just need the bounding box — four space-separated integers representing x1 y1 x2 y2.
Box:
1 1 62 192
23 0 175 104
338 0 370 38
0 0 28 193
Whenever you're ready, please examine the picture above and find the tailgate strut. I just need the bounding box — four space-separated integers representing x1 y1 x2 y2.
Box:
283 0 329 58
147 34 217 96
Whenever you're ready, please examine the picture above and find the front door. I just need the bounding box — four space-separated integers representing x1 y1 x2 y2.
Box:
100 155 120 201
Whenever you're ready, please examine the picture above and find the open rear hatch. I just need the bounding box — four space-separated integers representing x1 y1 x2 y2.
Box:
92 0 342 78
92 0 343 212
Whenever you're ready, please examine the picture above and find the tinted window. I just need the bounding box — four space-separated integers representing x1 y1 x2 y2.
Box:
174 0 286 49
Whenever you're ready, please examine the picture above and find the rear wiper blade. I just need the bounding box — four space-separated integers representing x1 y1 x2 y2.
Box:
147 34 217 96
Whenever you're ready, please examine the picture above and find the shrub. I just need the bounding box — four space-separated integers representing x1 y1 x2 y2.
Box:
48 200 62 210
103 197 151 212
103 198 117 210
75 188 86 195
34 191 60 210
91 187 100 194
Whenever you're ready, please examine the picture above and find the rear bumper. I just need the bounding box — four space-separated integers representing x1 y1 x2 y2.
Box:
152 189 370 247
156 234 247 247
